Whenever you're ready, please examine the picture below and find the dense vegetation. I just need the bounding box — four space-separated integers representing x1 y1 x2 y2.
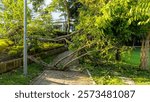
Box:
0 0 150 84
0 0 64 61
70 0 150 69
89 48 150 85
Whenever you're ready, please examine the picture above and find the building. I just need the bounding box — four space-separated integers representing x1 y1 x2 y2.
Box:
52 18 75 32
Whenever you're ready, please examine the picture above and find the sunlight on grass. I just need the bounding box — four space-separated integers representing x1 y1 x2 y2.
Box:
86 60 150 85
122 47 140 66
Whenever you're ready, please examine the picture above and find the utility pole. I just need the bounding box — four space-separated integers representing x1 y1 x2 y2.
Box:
23 0 27 76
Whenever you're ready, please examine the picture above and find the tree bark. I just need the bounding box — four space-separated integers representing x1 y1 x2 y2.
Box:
139 32 150 70
62 50 93 70
28 56 51 68
28 29 83 42
63 0 70 34
115 48 121 61
54 45 87 67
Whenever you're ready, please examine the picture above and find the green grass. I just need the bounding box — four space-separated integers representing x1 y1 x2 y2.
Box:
0 64 43 84
86 47 150 85
122 47 150 66
0 55 54 85
87 63 150 85
86 63 124 85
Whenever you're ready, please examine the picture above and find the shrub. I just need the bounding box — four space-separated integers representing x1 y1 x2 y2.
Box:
8 46 23 56
0 39 13 52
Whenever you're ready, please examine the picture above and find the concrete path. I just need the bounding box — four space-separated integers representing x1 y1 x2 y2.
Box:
31 70 95 85
51 51 79 71
31 51 95 85
120 77 135 85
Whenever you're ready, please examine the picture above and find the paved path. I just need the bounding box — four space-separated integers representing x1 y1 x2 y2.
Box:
51 51 79 71
31 70 95 85
120 77 135 85
31 51 95 85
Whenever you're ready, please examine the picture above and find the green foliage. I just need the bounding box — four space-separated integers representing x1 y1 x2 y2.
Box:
8 46 23 56
0 39 13 52
28 8 53 37
28 42 64 54
70 0 150 65
52 29 67 36
28 19 53 37
50 0 81 19
30 0 45 12
39 43 63 50
0 0 31 48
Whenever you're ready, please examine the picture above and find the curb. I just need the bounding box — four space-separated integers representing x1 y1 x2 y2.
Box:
86 69 96 85
30 70 46 85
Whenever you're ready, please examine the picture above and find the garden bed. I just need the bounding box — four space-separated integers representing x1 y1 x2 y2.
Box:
0 46 67 74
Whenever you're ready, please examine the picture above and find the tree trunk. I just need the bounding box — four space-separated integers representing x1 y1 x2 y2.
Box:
115 49 121 61
139 33 150 70
28 56 51 68
63 0 70 34
28 29 83 42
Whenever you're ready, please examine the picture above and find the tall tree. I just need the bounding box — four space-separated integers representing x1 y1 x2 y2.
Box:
0 0 31 45
50 0 81 33
30 0 81 33
70 0 150 68
30 0 45 12
131 0 150 70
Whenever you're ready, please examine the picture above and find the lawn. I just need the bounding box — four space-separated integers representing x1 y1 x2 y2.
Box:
88 47 150 85
88 63 150 85
122 47 150 67
0 55 54 85
122 47 141 66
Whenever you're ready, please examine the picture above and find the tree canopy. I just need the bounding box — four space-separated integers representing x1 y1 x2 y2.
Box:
69 0 150 66
0 0 150 70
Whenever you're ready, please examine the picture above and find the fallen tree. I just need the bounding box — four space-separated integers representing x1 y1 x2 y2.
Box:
27 41 97 71
28 29 83 43
25 28 101 71
27 48 100 71
28 56 54 69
